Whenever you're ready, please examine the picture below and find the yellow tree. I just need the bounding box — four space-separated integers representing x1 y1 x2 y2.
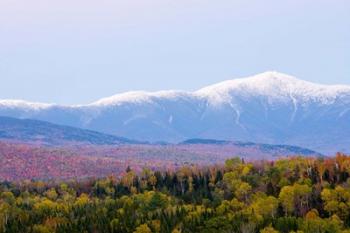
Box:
321 186 350 220
260 226 279 233
251 193 279 219
279 184 311 216
133 224 152 233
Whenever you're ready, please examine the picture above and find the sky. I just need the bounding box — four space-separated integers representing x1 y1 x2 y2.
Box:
0 0 349 105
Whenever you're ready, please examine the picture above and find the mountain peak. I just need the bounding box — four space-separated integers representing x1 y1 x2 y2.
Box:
252 71 300 82
197 71 303 92
195 71 350 106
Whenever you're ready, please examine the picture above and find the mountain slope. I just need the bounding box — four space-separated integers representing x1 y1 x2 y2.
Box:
0 116 138 145
0 140 322 181
0 71 349 154
181 139 322 157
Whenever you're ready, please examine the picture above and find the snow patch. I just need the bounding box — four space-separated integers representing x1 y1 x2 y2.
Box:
289 93 298 123
168 115 173 124
90 90 192 106
0 100 53 110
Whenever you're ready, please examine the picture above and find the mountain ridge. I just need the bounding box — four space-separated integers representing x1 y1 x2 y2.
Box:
0 116 323 157
0 116 140 145
180 138 322 157
1 71 349 108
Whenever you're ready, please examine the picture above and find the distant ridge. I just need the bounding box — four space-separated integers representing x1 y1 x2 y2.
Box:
0 71 349 154
181 138 323 157
181 139 229 145
0 116 140 145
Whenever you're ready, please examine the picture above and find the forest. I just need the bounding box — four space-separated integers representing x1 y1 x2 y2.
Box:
1 154 350 233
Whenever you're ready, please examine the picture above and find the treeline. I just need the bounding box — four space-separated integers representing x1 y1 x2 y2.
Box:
2 154 350 232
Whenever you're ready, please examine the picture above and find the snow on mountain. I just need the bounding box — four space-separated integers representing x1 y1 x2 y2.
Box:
2 71 349 108
90 90 193 106
0 99 53 110
196 71 350 105
0 71 349 154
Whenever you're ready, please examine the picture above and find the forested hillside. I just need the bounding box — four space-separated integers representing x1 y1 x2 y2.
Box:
2 154 350 233
0 142 320 181
0 116 137 145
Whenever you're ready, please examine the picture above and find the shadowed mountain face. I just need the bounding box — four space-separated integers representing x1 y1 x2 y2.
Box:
0 72 349 154
0 116 321 156
0 116 137 145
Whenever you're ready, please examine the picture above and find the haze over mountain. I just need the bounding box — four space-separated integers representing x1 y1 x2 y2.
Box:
0 116 137 145
0 71 349 154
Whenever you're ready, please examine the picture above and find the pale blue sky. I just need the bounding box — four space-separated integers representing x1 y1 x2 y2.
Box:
0 0 349 104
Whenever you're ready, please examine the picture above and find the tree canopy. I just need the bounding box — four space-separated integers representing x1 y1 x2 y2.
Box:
1 153 350 232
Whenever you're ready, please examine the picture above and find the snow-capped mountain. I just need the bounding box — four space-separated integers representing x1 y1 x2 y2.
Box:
0 71 349 154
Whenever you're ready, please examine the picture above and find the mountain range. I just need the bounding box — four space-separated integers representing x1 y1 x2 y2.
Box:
0 71 349 154
0 116 320 157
